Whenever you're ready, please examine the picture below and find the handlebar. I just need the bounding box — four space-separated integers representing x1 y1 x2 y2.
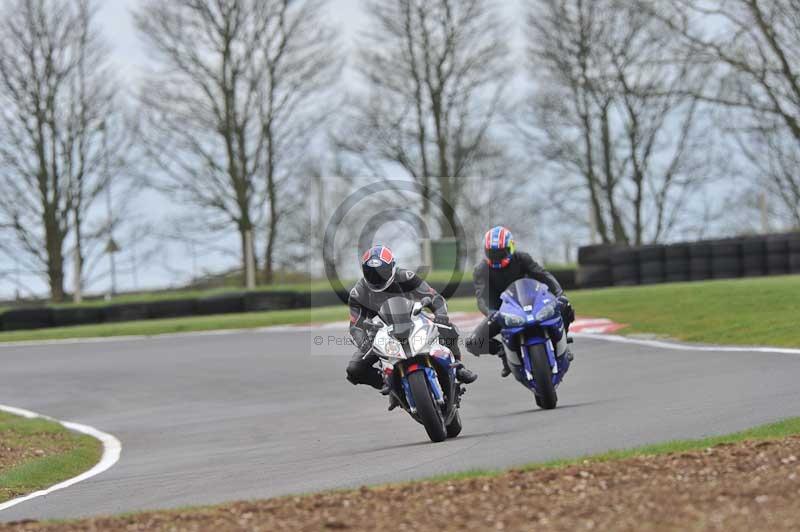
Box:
413 296 433 316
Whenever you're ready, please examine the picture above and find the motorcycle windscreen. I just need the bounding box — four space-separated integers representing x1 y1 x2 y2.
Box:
378 297 415 339
505 278 544 308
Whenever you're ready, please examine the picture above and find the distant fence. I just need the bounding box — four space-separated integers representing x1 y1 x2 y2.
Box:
577 232 800 288
0 270 577 332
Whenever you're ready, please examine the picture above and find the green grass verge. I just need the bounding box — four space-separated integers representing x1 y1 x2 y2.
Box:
427 416 800 483
568 275 800 347
0 304 357 343
1 275 796 346
0 411 103 503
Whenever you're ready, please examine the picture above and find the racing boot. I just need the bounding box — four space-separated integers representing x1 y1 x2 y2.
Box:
456 366 478 384
387 394 400 411
499 354 511 378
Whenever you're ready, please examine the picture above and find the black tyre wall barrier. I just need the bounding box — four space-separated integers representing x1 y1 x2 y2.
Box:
638 246 665 285
147 299 198 320
244 291 299 312
765 234 790 275
789 234 800 274
664 244 690 283
710 240 741 279
688 242 713 281
195 293 245 316
309 290 350 307
740 238 766 278
576 244 622 288
51 307 103 327
578 244 622 266
611 249 639 286
576 231 798 289
576 243 620 289
103 303 150 323
2 308 54 331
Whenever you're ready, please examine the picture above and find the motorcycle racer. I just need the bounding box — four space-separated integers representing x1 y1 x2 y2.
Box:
346 245 478 403
466 226 575 376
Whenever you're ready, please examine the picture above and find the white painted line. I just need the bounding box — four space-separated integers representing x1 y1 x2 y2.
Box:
0 405 121 513
0 326 306 349
572 332 800 356
572 318 614 326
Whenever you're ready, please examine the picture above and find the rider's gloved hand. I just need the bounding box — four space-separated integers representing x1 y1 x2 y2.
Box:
350 328 371 352
433 314 451 326
557 296 575 324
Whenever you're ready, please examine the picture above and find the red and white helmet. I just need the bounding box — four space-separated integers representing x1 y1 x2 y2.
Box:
361 245 397 291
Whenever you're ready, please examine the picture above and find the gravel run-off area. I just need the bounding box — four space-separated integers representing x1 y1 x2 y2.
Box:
4 435 800 532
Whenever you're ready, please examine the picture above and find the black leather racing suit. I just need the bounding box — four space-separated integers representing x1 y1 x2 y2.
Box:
466 251 569 356
346 268 461 389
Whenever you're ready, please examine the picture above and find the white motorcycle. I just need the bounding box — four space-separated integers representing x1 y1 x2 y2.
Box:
362 297 465 443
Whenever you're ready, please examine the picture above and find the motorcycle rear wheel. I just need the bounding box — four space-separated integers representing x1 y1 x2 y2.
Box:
408 370 447 442
530 344 558 410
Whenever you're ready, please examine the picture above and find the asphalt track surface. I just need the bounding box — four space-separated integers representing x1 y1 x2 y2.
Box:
2 325 800 522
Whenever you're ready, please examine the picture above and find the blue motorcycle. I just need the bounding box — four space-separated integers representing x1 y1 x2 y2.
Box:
496 278 571 409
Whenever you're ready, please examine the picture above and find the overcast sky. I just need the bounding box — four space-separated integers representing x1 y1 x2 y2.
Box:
97 0 369 71
0 1 746 299
0 0 377 299
1 0 519 300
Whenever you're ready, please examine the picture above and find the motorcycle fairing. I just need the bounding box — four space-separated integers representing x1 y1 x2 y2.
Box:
497 278 570 391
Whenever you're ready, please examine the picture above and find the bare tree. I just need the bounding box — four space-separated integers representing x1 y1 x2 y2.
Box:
135 0 338 288
339 0 512 241
652 0 800 228
525 0 713 246
0 0 124 302
255 1 339 283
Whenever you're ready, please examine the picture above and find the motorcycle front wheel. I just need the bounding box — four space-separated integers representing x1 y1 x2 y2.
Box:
408 370 447 442
530 344 558 410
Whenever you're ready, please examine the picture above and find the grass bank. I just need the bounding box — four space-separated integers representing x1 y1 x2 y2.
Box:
0 411 102 503
568 275 800 347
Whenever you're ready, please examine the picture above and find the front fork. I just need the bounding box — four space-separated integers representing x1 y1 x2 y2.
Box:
397 358 445 413
520 333 560 383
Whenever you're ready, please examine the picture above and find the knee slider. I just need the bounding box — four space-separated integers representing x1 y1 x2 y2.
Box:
346 360 362 385
465 335 482 355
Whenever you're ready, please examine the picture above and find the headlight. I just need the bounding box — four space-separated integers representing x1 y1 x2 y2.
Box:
535 302 557 322
500 312 526 327
410 328 430 353
384 339 403 357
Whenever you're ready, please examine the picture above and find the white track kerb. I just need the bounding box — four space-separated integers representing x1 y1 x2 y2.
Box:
571 332 800 356
0 405 121 512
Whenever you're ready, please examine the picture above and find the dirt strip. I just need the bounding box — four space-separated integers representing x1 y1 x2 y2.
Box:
4 436 800 532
